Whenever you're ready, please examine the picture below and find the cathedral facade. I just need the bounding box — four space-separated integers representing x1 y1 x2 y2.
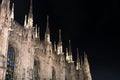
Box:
0 0 92 80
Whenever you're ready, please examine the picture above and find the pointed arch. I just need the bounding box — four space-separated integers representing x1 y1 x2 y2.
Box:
34 59 40 80
5 44 15 80
52 67 56 80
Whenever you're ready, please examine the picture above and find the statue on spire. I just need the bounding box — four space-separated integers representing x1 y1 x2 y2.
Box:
24 15 27 27
35 24 38 38
28 0 33 28
11 3 14 21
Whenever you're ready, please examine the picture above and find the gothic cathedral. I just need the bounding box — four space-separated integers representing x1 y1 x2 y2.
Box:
0 0 92 80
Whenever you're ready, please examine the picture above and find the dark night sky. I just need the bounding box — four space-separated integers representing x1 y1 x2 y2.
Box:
1 0 120 80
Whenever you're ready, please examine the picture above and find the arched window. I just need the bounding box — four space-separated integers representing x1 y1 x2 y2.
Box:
52 67 56 80
6 45 15 80
34 60 40 80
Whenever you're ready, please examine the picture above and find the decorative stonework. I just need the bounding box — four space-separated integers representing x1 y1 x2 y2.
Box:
0 0 92 80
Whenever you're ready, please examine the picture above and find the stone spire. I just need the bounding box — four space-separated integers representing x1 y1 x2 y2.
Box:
59 29 62 43
57 29 63 55
29 0 33 17
68 40 73 63
84 52 89 68
11 3 14 21
80 56 84 80
45 15 50 43
66 48 69 62
1 0 10 10
28 0 33 28
46 15 50 34
77 48 80 61
0 0 10 19
76 48 81 70
69 40 72 55
7 0 10 13
83 51 92 80
81 56 83 68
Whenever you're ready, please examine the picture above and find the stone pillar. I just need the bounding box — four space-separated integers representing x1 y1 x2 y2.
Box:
0 27 9 80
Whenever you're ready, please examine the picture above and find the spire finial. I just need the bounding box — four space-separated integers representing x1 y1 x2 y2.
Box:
28 0 33 18
66 48 68 54
66 48 69 56
80 56 83 68
84 51 87 58
69 40 72 54
46 15 50 34
11 3 14 20
77 48 80 61
27 0 33 27
59 29 62 42
84 51 89 65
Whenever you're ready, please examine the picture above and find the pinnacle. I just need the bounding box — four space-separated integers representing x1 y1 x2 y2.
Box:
28 0 33 18
59 29 62 42
46 15 50 34
77 48 79 58
69 40 72 54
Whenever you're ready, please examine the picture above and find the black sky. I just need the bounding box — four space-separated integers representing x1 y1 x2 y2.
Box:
1 0 120 79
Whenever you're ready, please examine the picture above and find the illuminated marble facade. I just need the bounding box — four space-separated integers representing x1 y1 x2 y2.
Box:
0 0 92 80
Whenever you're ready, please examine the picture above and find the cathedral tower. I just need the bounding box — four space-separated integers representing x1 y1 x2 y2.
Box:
0 0 93 80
